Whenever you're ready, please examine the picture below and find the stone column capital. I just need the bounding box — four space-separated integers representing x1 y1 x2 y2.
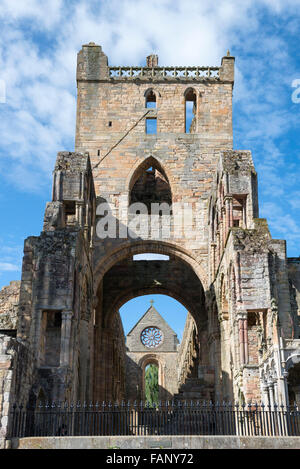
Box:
62 310 73 320
236 309 248 320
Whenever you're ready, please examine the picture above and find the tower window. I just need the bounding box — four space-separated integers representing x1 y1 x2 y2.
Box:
146 118 157 134
184 88 197 133
41 311 62 367
64 201 76 225
145 89 156 109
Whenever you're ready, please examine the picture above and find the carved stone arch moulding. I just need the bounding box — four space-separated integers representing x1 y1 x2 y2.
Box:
144 88 161 99
94 240 208 290
286 354 300 371
126 155 174 196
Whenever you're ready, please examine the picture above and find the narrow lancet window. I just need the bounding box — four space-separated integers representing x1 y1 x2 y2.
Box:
184 88 197 133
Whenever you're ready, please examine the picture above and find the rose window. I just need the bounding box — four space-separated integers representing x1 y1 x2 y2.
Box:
141 327 163 348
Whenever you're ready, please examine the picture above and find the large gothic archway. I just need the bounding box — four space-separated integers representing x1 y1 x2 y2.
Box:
92 241 215 402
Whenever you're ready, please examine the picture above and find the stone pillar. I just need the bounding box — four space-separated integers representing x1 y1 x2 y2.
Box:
211 243 217 280
225 195 233 234
229 197 233 228
0 336 15 440
220 209 225 249
224 197 230 237
282 370 290 407
237 311 248 365
243 318 248 364
262 385 269 406
60 311 73 367
238 318 245 365
273 380 279 405
216 230 220 265
268 380 275 410
76 201 84 227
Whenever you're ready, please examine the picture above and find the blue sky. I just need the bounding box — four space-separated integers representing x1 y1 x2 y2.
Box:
0 0 299 338
120 294 187 341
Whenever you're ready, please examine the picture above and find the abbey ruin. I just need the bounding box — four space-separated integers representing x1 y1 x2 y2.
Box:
0 43 300 443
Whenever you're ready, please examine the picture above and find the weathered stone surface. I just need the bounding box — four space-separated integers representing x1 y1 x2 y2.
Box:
0 281 20 330
0 45 300 445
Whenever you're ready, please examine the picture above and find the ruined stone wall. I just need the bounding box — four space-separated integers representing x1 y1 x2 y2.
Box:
177 313 197 386
8 151 97 410
0 282 21 438
288 258 300 339
0 335 14 438
2 44 299 443
207 150 299 404
108 312 126 402
0 281 20 331
0 334 36 439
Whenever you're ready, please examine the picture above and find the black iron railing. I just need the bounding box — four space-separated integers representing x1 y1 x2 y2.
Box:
8 401 300 438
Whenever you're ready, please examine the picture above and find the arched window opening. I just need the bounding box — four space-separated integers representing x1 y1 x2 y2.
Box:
232 195 247 228
40 311 62 366
145 89 156 109
287 362 300 406
145 363 159 404
184 88 197 133
129 164 172 213
145 90 157 134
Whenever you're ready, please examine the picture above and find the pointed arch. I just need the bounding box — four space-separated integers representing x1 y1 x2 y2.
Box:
127 156 173 211
220 273 229 321
127 156 171 192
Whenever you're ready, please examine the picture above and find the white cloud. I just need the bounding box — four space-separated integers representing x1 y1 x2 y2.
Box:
260 202 300 254
0 262 20 272
0 0 298 261
0 239 23 275
0 0 63 28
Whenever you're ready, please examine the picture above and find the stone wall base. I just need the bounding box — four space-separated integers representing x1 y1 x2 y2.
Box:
6 436 300 450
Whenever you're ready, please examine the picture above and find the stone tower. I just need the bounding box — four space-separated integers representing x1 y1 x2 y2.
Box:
0 43 300 440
